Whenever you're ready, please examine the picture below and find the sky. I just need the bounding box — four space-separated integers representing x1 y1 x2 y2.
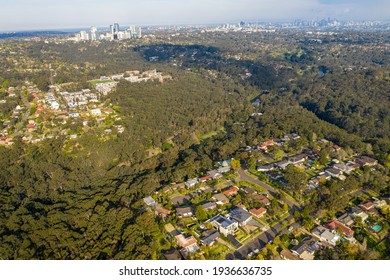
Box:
0 0 389 31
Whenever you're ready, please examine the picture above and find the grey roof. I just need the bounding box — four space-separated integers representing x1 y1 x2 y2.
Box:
229 207 252 223
143 196 156 206
291 242 308 255
243 186 257 194
171 196 188 206
176 206 194 216
202 202 217 210
201 231 220 246
211 215 236 229
212 193 229 203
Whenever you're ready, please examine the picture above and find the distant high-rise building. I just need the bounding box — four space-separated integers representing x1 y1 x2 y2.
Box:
114 22 120 33
110 25 114 35
90 26 97 41
80 30 89 40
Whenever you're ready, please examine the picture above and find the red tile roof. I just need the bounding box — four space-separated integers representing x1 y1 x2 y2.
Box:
223 186 239 196
325 220 354 236
249 207 267 217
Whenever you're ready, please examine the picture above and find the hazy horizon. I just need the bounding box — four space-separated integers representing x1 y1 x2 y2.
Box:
0 0 389 32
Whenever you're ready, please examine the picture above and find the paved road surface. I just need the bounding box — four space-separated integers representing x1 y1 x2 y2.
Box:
237 168 300 212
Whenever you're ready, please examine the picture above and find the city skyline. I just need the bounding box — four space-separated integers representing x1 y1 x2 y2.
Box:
0 0 389 32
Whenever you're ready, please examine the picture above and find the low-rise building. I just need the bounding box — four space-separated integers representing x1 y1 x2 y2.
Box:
176 206 194 218
210 215 238 236
312 226 340 246
212 193 230 205
229 207 252 226
249 207 267 218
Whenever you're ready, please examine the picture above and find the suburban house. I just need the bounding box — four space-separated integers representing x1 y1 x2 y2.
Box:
312 226 340 246
202 202 217 211
354 156 378 167
350 206 369 222
185 178 198 188
217 165 231 173
257 164 275 172
291 241 316 260
338 213 355 227
143 196 157 207
333 163 353 174
359 201 376 215
324 220 354 241
253 194 270 206
281 249 301 260
325 167 344 179
259 140 276 152
249 207 267 218
199 176 212 183
171 195 188 206
210 215 238 236
207 170 223 180
242 186 257 195
200 230 220 246
175 234 199 257
163 249 182 260
176 206 194 218
90 108 101 116
155 206 172 218
171 183 186 191
223 186 239 197
212 193 230 205
288 154 308 166
276 160 290 170
229 207 253 226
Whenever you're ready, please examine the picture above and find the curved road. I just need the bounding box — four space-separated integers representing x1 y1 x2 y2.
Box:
236 168 300 211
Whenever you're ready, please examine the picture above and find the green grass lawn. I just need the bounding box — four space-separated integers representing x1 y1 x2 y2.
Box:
235 227 249 243
198 127 225 141
203 241 231 259
238 180 268 194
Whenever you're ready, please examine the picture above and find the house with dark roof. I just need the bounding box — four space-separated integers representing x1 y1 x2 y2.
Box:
200 230 220 246
171 195 188 206
229 207 252 226
207 170 223 180
288 154 308 166
257 164 275 172
312 225 340 246
163 249 183 260
354 156 378 167
202 202 217 211
176 206 194 218
325 167 344 179
242 186 257 195
212 193 230 205
338 213 354 227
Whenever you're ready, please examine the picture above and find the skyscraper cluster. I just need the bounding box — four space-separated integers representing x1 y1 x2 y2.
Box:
75 23 142 42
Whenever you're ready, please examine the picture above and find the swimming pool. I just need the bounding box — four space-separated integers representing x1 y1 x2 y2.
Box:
372 225 381 232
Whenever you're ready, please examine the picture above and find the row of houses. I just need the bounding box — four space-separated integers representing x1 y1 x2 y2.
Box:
185 160 232 188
